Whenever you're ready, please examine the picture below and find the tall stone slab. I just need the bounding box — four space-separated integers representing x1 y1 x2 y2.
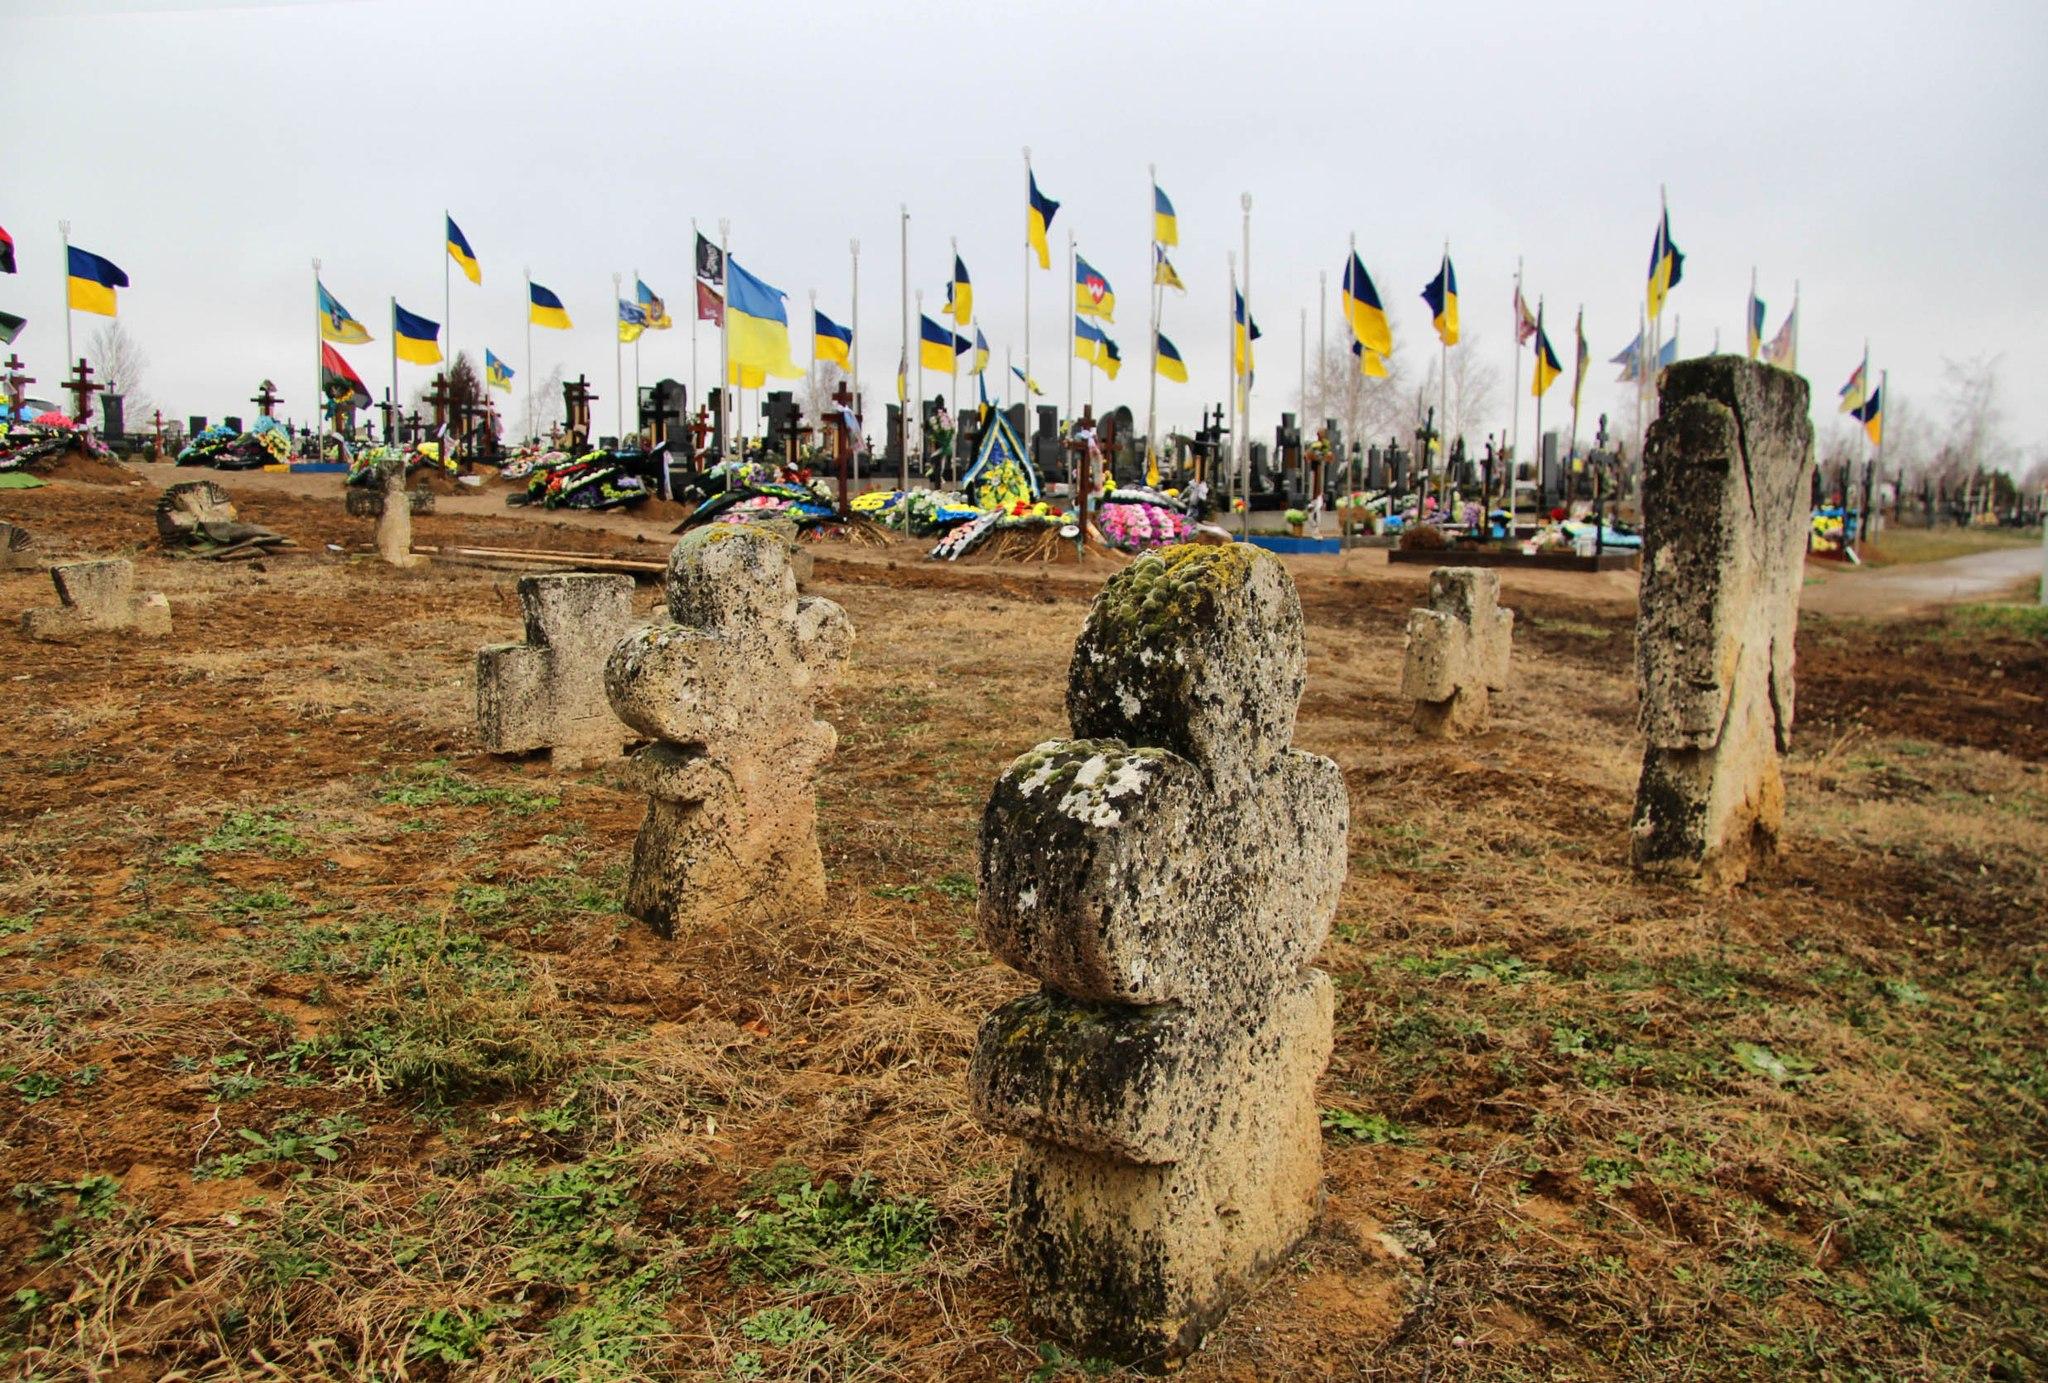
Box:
477 573 638 768
1632 356 1814 887
969 544 1347 1366
604 527 852 937
1401 566 1513 737
374 459 422 567
21 559 171 640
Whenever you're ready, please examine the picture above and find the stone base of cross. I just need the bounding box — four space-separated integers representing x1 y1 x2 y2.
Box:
1401 567 1513 738
477 574 639 769
21 559 170 640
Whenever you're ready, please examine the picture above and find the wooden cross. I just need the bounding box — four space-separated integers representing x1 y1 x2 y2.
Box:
63 358 101 425
251 379 283 418
152 409 165 461
375 389 397 445
426 374 455 429
829 382 855 518
562 375 595 442
688 405 713 461
1064 405 1098 534
2 354 30 421
403 409 423 444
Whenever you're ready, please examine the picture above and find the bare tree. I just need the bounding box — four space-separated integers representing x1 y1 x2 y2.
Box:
87 320 153 420
1935 354 2012 484
802 362 849 427
1412 333 1501 453
520 364 565 442
1302 333 1411 452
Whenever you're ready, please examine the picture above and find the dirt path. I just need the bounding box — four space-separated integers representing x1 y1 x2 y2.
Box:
1800 544 2044 617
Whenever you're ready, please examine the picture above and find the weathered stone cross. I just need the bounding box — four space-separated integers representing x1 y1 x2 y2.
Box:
477 573 638 768
21 559 171 640
969 542 1347 1366
1401 566 1514 738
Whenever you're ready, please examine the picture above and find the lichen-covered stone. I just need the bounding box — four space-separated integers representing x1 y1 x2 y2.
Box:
476 573 638 769
604 527 851 937
21 558 170 640
1631 356 1814 888
969 541 1346 1367
1401 567 1512 738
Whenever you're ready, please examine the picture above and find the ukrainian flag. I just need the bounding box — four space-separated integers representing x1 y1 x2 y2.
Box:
1647 207 1684 318
971 327 990 376
1153 246 1185 294
1531 322 1562 398
1852 386 1883 445
1102 337 1123 381
318 282 372 345
1351 339 1389 379
1747 290 1766 360
1011 364 1043 395
1233 290 1260 377
947 255 973 325
66 246 127 317
1075 254 1115 321
726 259 804 379
728 363 767 389
1153 184 1178 247
485 349 514 392
636 279 672 329
920 314 966 372
1837 362 1866 413
1156 332 1188 382
1027 172 1060 271
1421 254 1459 348
814 309 852 369
618 298 648 343
1342 252 1392 356
393 304 442 365
1074 316 1108 368
529 281 572 330
896 351 907 403
446 216 481 285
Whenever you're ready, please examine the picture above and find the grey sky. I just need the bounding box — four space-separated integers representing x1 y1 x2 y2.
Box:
4 0 2044 458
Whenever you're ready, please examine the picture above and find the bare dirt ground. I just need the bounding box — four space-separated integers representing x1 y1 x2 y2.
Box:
1 462 2044 1380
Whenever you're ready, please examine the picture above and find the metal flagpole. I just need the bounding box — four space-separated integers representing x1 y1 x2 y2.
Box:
1509 255 1523 493
1066 231 1076 434
899 204 910 490
524 268 533 443
1240 193 1253 539
1568 304 1584 482
1439 240 1450 508
1533 297 1546 521
949 236 960 488
443 210 451 394
1023 147 1033 417
916 288 926 477
690 220 700 428
632 264 642 420
1146 163 1161 483
59 220 72 385
808 288 818 431
719 219 733 459
613 271 624 439
390 297 399 445
1228 249 1241 538
312 258 323 445
850 237 861 488
1317 268 1327 428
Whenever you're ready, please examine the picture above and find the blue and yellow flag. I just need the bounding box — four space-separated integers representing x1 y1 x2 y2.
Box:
1851 386 1883 445
1531 319 1562 398
814 309 852 369
1647 206 1684 318
318 282 371 345
1074 316 1108 368
727 259 804 379
1612 330 1644 382
1156 332 1188 382
1233 289 1261 378
1837 361 1867 413
446 216 481 285
1075 254 1115 321
896 350 907 403
1351 339 1389 379
1102 337 1122 381
66 246 127 317
946 255 973 326
1027 172 1059 271
529 281 572 330
971 328 990 376
1011 364 1043 395
728 363 768 389
1747 290 1766 360
1153 184 1178 246
1153 245 1185 293
485 349 514 392
920 313 967 372
636 279 672 329
393 304 442 365
618 298 647 343
1342 252 1392 356
1421 254 1459 347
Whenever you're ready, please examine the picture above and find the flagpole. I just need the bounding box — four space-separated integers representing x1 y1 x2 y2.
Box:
1023 147 1033 419
949 236 960 488
916 288 926 477
442 210 452 399
1569 304 1584 487
1317 267 1327 419
59 219 72 387
899 203 910 492
524 268 533 444
1228 249 1241 538
690 220 700 432
1066 231 1076 435
1509 256 1523 505
1858 339 1871 543
613 271 624 440
719 219 733 460
1533 298 1546 525
808 288 818 431
1298 307 1307 493
1439 239 1450 513
1875 367 1888 541
1240 192 1253 541
1146 163 1161 484
312 257 323 445
632 264 642 422
390 297 399 447
850 236 861 487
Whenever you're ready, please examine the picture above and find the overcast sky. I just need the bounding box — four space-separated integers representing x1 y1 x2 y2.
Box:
4 0 2044 458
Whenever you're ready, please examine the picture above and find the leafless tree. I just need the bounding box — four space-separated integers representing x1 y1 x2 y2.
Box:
1302 333 1411 452
87 320 153 420
1934 354 2012 483
1412 333 1502 454
520 364 565 442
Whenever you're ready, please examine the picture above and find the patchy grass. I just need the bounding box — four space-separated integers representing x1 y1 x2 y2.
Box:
1858 524 2041 567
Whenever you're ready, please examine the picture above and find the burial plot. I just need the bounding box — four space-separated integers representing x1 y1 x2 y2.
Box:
21 559 171 640
604 527 852 937
969 543 1347 1366
1401 567 1513 738
1631 356 1814 888
477 573 638 769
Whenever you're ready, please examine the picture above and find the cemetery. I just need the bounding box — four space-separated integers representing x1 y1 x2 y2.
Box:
0 353 2043 1379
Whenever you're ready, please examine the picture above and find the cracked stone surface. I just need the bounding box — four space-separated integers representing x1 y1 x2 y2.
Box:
20 559 171 640
476 573 638 769
1400 567 1513 738
969 543 1347 1366
604 526 851 937
373 460 424 567
1631 356 1814 888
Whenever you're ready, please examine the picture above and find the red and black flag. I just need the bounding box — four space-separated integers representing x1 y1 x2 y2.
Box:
0 224 15 275
320 343 371 413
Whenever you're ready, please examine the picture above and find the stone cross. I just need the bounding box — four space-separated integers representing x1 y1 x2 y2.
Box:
604 527 853 938
1401 567 1514 738
1632 357 1814 888
477 574 639 769
375 458 423 567
968 544 1347 1366
63 358 101 424
251 379 282 419
21 559 171 640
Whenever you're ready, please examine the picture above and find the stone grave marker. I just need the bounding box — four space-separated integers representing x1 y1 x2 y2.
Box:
968 543 1347 1365
375 458 423 567
1632 357 1814 888
604 527 852 937
1401 567 1514 738
0 522 34 571
477 573 639 769
21 559 171 640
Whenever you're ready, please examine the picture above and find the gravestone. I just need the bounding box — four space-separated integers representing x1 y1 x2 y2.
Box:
21 559 171 640
100 393 125 446
641 378 686 448
1401 568 1514 738
604 527 853 937
1632 357 1814 888
477 574 638 769
969 544 1346 1366
223 416 243 436
375 459 423 567
0 522 34 571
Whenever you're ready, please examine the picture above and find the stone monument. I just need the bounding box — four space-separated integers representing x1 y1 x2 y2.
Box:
1632 356 1815 888
1401 567 1514 738
21 559 171 640
969 543 1347 1365
604 527 852 937
477 573 639 769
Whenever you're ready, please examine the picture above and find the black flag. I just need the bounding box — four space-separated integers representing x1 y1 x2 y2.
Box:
694 232 725 287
